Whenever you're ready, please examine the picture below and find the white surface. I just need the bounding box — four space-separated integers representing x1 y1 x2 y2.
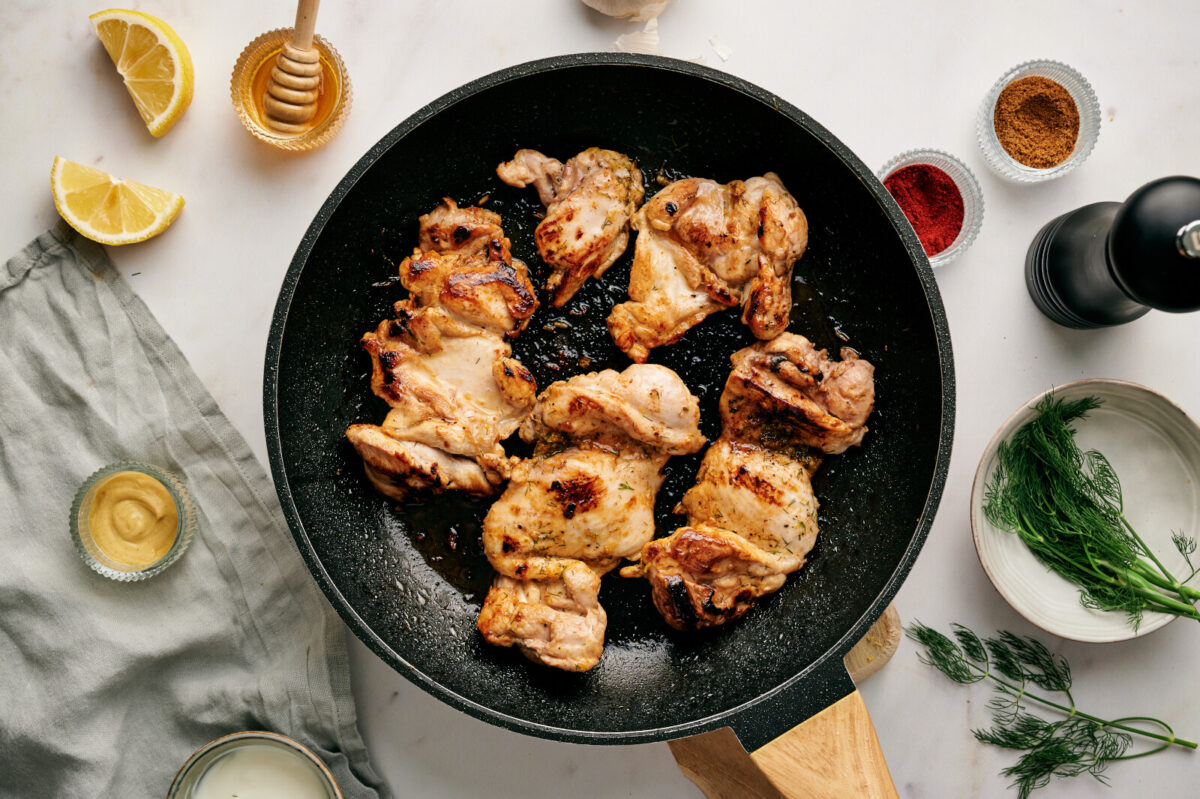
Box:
4 2 1200 797
971 380 1200 643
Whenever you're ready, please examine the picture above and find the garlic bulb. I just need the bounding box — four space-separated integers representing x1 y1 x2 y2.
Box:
581 0 671 22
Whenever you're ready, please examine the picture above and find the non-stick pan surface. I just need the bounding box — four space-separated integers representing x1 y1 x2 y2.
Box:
264 54 954 747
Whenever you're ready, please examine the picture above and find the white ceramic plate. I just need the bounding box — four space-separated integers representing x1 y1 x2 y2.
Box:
971 379 1200 642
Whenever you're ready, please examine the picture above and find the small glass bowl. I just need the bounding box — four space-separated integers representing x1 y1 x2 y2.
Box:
878 148 984 268
977 59 1100 183
167 731 342 799
70 461 195 582
231 29 352 152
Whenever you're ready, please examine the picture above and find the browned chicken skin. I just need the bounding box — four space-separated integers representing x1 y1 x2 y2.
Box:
418 196 507 256
607 174 808 363
478 364 705 671
345 199 540 500
497 147 645 307
627 334 875 630
722 333 875 455
475 562 606 673
636 524 789 630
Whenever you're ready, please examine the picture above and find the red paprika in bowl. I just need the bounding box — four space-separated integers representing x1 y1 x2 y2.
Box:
879 149 984 267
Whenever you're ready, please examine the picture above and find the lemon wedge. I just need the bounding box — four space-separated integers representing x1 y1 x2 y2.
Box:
90 9 194 138
51 157 184 245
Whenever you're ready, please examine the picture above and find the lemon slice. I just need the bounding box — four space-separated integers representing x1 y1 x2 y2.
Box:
51 157 184 245
90 9 194 138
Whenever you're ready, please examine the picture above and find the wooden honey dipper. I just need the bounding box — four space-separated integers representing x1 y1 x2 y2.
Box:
263 0 323 133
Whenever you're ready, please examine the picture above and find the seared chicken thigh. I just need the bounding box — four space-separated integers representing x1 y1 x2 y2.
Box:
345 425 495 499
497 147 645 307
478 364 705 670
417 196 507 256
624 439 820 629
635 524 790 631
607 174 808 362
484 446 672 580
475 562 606 673
721 333 875 455
346 199 539 500
519 363 707 457
678 439 820 572
628 334 875 630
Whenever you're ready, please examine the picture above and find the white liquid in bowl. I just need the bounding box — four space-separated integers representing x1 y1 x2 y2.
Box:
193 743 331 799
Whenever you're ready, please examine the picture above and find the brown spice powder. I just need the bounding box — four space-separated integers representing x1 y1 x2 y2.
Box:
993 76 1080 169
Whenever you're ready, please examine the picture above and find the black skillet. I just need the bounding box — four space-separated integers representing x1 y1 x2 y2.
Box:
264 53 954 795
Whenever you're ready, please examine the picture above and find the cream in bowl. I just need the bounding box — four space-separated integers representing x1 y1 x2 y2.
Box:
168 731 341 799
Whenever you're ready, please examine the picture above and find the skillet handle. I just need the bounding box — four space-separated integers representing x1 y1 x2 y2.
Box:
669 605 902 799
746 688 898 799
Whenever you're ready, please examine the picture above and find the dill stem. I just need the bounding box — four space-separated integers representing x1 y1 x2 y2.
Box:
1123 556 1200 599
1118 515 1200 599
1115 569 1200 619
984 672 1198 750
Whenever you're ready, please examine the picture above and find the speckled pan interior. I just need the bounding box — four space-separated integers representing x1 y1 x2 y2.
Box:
264 54 955 748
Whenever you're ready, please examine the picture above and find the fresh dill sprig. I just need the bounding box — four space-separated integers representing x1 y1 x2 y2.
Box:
983 394 1200 627
907 622 1196 799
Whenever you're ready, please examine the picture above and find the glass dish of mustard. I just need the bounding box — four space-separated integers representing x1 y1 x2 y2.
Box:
71 462 195 581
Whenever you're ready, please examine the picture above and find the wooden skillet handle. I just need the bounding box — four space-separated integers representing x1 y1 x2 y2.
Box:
669 605 902 799
748 688 897 798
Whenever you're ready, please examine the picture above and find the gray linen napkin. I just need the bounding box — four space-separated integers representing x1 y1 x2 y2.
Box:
0 225 385 799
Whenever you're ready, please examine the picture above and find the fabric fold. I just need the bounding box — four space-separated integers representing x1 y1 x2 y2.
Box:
0 224 384 798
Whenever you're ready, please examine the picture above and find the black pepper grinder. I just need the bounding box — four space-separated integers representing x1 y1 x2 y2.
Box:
1025 176 1200 328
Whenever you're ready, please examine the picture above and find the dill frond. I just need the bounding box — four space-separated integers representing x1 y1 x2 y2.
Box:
906 621 1196 798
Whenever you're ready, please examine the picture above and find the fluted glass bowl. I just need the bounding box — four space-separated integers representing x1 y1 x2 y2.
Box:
977 59 1100 183
878 148 984 268
70 461 195 582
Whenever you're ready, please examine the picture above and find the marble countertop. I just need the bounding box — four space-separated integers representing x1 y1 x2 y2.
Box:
4 2 1199 796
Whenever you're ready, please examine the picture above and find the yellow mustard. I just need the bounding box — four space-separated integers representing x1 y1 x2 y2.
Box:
88 471 179 567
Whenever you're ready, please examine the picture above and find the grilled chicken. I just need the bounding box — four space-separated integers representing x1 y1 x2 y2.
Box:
345 425 495 498
346 199 539 500
518 363 708 457
722 333 875 455
417 196 506 256
635 524 789 631
621 437 821 630
478 364 705 670
484 446 672 581
475 562 605 673
607 174 808 362
678 439 821 572
497 147 645 307
627 334 874 630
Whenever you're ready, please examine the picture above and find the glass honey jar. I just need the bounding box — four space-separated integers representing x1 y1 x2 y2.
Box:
231 28 351 152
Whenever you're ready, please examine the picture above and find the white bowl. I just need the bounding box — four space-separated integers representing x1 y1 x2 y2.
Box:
971 379 1200 642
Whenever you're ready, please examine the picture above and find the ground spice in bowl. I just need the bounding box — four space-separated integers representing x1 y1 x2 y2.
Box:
993 76 1080 169
883 164 964 257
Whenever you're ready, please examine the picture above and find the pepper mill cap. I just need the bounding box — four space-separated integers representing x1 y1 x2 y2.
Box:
1179 220 1200 259
1108 176 1200 312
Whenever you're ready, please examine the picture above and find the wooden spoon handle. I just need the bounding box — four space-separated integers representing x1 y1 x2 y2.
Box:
292 0 321 50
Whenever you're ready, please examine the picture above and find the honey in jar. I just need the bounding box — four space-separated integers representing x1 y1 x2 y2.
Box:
231 29 351 152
